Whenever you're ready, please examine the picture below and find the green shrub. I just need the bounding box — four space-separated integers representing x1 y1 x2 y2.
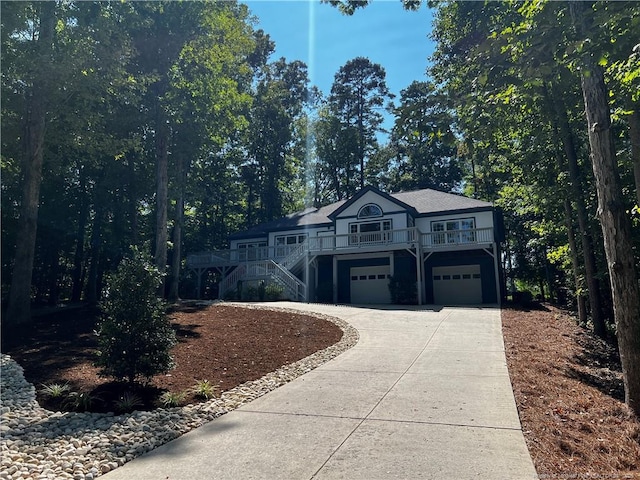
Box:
40 382 71 398
264 283 284 301
388 276 417 304
95 247 176 385
65 391 101 412
114 391 144 413
242 285 259 301
159 391 187 408
191 379 217 400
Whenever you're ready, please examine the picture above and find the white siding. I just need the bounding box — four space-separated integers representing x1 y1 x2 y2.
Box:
334 190 403 218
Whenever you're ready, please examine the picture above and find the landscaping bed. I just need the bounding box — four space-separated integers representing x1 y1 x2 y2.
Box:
1 302 343 413
502 304 640 478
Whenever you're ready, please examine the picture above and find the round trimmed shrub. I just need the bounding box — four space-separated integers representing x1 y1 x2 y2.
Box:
95 247 176 385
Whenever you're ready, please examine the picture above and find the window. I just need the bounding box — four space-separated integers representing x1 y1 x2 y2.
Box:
431 218 476 244
358 203 383 219
275 233 307 257
238 241 267 261
349 219 392 244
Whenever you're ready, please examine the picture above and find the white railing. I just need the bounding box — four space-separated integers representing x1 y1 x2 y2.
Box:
280 242 307 270
244 260 306 301
218 264 246 298
188 227 495 270
421 227 494 248
307 227 419 253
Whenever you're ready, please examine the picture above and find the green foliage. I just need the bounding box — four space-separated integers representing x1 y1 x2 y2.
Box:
95 247 176 385
65 391 101 412
40 383 71 398
114 391 144 413
264 283 284 301
241 284 259 302
191 379 216 400
388 276 417 305
159 391 187 408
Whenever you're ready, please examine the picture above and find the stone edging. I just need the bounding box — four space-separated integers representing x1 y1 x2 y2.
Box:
0 303 359 480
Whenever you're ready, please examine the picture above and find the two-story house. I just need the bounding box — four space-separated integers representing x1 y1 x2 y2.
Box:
187 186 504 305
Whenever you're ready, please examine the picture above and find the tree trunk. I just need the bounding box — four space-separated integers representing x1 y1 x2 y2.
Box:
168 155 185 302
549 85 607 336
86 204 105 305
628 106 640 206
71 164 89 302
563 199 588 324
571 1 640 416
154 118 169 296
6 3 56 325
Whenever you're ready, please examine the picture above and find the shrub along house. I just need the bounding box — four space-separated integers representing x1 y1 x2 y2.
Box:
187 186 505 305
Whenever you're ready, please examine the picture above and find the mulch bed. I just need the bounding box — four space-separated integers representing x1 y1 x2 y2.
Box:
502 304 640 478
1 302 343 412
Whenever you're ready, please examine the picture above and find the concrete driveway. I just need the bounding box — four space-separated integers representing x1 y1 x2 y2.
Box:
102 303 537 480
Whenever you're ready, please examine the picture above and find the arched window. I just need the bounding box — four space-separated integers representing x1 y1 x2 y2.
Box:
358 203 383 219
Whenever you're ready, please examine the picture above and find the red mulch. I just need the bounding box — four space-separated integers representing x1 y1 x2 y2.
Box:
502 304 640 479
1 302 342 411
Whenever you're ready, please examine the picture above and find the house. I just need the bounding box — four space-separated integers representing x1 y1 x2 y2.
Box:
187 186 504 305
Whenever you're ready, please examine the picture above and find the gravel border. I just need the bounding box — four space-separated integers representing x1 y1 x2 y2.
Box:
0 303 359 480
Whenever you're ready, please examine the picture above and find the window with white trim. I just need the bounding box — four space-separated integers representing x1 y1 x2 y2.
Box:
238 241 267 261
357 203 383 219
431 218 476 244
349 219 392 244
275 233 307 257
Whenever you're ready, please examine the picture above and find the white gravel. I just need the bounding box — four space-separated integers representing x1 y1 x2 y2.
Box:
0 304 358 480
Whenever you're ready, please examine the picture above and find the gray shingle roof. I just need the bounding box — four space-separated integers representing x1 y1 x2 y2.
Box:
393 189 492 214
229 188 492 239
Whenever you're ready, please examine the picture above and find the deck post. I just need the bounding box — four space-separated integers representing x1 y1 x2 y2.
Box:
332 255 338 304
304 251 310 302
416 243 423 305
493 242 502 306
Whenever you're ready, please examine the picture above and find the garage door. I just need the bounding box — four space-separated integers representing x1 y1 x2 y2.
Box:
432 265 482 305
350 266 391 304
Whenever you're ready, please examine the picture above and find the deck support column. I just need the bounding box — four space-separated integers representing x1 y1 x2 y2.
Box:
332 256 338 304
304 252 310 302
493 242 502 306
416 245 423 305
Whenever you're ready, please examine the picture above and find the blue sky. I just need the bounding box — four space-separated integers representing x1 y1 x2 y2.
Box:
244 0 435 111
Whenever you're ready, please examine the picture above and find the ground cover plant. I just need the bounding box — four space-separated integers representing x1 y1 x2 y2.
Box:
1 302 639 478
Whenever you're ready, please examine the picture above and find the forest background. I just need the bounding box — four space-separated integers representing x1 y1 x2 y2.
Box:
1 1 640 412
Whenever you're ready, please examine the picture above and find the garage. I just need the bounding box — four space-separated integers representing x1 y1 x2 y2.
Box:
432 265 482 305
350 265 391 304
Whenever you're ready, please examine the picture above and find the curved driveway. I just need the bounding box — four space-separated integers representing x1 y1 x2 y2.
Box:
103 303 537 480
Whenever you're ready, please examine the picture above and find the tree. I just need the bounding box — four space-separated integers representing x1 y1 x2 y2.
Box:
314 105 360 201
569 0 640 416
4 2 56 325
248 58 311 223
329 57 393 190
95 248 176 385
389 81 461 192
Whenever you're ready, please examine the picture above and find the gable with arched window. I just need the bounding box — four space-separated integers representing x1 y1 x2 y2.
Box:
358 203 383 219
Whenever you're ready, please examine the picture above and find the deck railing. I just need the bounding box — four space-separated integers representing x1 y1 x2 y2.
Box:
307 227 419 253
420 227 494 249
187 227 495 269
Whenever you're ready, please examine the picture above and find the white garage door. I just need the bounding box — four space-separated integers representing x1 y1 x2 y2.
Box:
350 266 391 304
433 265 482 305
